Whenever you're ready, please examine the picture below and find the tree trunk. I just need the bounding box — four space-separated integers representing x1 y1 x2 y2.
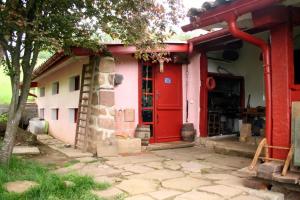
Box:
0 110 22 164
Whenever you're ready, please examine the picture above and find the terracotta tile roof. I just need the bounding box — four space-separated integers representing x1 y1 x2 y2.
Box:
187 0 235 20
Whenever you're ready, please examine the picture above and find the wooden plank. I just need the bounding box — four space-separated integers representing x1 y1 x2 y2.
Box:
259 157 285 162
249 138 266 170
282 145 294 176
264 145 290 150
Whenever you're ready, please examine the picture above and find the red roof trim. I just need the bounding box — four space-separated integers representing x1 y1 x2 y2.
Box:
33 44 189 79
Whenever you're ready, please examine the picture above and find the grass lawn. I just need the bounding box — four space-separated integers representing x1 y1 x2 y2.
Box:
0 157 110 200
0 69 12 105
0 51 52 105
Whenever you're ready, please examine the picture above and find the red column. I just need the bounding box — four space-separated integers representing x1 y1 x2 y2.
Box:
200 52 208 137
270 21 293 159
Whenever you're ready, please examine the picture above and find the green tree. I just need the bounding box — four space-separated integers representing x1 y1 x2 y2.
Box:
0 0 182 164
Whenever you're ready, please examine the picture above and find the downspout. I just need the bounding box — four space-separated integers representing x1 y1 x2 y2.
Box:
227 15 272 153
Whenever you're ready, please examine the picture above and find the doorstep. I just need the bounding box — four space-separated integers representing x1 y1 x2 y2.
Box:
196 135 257 158
145 141 195 151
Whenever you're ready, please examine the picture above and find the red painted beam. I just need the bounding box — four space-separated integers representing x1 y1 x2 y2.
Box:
188 29 231 45
252 6 289 28
199 52 208 137
107 44 189 54
182 0 283 32
270 21 293 159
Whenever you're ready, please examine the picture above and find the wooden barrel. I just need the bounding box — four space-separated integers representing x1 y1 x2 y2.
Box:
135 125 150 146
181 123 196 142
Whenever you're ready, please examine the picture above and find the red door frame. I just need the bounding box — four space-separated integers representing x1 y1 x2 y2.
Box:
138 61 156 143
199 52 246 138
199 52 208 137
138 62 183 143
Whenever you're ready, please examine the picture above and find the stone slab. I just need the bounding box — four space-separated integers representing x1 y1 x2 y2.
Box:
125 195 154 200
12 146 40 155
48 144 93 158
92 187 124 199
143 162 164 170
116 179 158 195
123 164 155 174
201 173 240 181
272 172 300 184
78 163 122 177
246 188 284 200
97 138 118 157
198 184 243 198
75 156 98 163
128 169 185 181
181 161 211 173
117 138 141 154
231 195 263 200
53 162 86 175
4 180 39 193
175 191 224 200
148 189 182 200
94 176 122 184
162 177 211 192
257 161 283 180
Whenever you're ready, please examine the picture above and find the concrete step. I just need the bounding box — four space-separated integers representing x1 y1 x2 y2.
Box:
146 141 195 151
197 137 256 158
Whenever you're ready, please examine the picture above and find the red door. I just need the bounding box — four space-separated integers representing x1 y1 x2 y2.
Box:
154 63 182 142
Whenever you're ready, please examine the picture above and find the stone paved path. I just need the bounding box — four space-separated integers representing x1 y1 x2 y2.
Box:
51 146 286 200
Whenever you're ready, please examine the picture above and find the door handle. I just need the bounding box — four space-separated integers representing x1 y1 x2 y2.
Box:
156 114 159 124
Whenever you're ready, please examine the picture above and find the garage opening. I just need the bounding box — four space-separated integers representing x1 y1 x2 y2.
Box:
203 34 267 150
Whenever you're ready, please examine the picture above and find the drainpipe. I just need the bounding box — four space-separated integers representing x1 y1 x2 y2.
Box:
227 15 272 154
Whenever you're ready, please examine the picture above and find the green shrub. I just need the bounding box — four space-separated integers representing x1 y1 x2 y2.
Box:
0 113 8 123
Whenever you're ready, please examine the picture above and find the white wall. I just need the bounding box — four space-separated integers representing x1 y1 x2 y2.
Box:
207 32 268 107
35 57 89 144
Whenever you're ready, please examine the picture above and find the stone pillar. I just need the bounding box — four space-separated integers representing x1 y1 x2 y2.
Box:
86 56 116 154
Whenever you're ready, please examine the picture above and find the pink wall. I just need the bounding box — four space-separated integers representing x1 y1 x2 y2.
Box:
184 53 201 136
114 55 139 137
35 57 89 144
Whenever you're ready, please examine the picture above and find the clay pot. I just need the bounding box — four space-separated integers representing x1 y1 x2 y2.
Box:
181 123 196 142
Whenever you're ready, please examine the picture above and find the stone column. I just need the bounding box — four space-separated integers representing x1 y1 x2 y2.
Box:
87 56 116 154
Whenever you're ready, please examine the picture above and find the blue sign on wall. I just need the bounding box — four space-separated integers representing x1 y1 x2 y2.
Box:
164 77 172 84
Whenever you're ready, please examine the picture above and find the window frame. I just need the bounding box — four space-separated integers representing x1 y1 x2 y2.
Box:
39 87 45 97
52 81 59 95
69 75 80 92
51 108 59 120
39 108 45 119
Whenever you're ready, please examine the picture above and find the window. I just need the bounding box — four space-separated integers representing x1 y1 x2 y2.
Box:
39 108 44 119
52 82 59 95
69 108 78 123
69 75 80 91
51 108 59 120
39 87 45 97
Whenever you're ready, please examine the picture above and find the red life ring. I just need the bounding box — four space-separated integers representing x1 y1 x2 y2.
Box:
206 77 216 91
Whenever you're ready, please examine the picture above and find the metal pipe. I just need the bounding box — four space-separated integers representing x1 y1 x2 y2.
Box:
227 15 272 153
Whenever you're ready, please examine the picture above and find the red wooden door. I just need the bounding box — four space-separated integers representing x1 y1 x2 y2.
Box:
154 63 182 142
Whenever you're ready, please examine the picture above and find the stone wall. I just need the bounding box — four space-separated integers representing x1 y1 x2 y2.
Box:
86 56 116 153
